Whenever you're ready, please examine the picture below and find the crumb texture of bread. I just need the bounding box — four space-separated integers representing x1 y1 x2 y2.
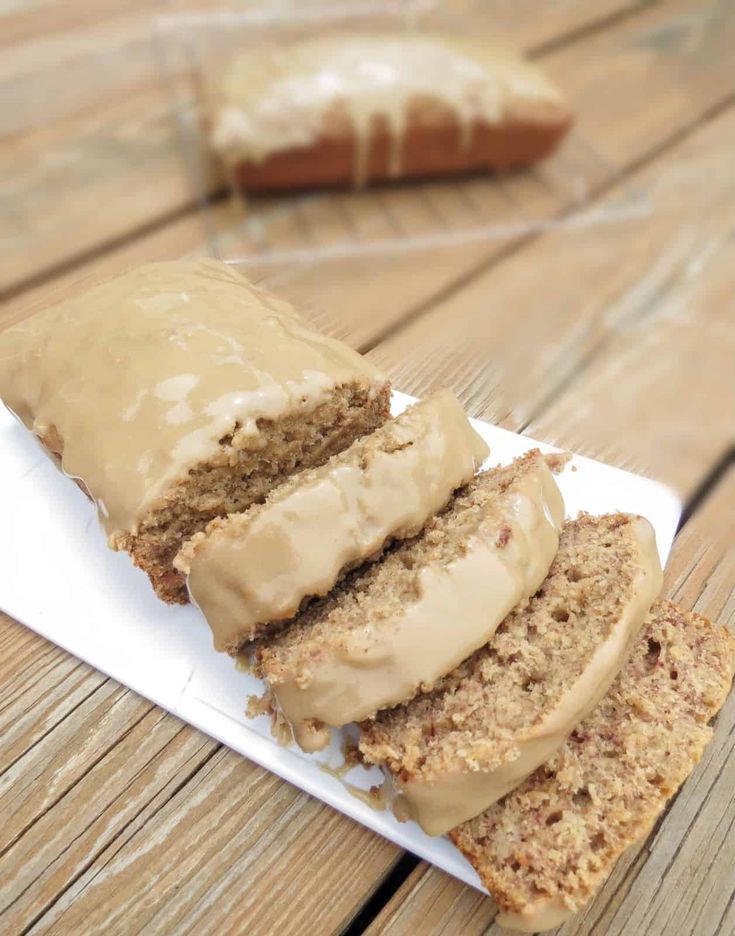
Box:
176 389 488 650
124 382 390 602
0 259 390 602
359 512 663 835
255 450 564 749
210 32 573 189
450 601 735 932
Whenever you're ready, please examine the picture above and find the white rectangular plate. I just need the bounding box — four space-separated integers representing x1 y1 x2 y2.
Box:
0 391 680 891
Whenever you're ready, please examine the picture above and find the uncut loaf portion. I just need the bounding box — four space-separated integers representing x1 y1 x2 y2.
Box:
359 512 664 835
0 259 390 603
451 601 735 933
176 389 489 652
255 450 565 753
210 32 573 191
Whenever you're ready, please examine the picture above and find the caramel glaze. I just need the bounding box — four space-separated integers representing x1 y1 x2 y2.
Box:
211 32 571 187
0 259 386 546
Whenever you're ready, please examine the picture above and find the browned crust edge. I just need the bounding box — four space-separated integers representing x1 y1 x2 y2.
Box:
228 111 574 193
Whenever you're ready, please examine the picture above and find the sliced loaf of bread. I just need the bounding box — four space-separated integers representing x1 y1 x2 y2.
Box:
254 450 564 752
359 513 663 835
450 601 735 932
175 390 488 651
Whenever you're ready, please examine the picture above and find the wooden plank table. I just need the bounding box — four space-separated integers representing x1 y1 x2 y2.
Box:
1 2 733 934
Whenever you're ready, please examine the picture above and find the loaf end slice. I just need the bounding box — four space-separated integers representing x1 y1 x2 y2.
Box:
450 601 735 932
124 376 390 603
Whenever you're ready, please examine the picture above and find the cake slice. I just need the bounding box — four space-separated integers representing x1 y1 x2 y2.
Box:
175 389 488 652
451 601 735 932
359 513 663 835
254 450 565 752
0 259 390 602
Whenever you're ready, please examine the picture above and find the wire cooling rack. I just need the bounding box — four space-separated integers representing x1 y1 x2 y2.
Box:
154 3 647 268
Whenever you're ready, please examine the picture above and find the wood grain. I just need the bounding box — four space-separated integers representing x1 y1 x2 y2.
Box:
215 0 735 351
365 468 735 936
0 708 215 933
525 223 735 495
22 746 399 936
366 103 735 497
0 615 397 935
4 1 733 362
0 0 641 294
0 0 151 49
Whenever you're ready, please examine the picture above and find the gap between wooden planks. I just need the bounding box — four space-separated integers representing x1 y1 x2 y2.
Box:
365 466 735 936
180 0 735 353
0 0 730 824
0 18 732 932
0 0 644 294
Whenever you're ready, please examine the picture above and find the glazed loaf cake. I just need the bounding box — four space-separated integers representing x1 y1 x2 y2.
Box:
255 450 564 752
359 513 664 835
210 32 573 191
0 259 390 603
175 389 488 652
451 601 735 932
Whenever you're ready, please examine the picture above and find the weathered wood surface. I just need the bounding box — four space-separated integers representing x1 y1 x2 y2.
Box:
5 1 734 362
368 105 735 496
366 467 735 936
0 0 643 294
0 607 400 936
206 0 735 350
1 1 734 933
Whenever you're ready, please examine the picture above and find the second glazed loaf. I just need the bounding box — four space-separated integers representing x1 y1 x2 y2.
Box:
211 32 573 190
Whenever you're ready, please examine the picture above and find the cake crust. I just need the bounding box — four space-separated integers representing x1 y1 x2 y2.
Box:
229 112 572 192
